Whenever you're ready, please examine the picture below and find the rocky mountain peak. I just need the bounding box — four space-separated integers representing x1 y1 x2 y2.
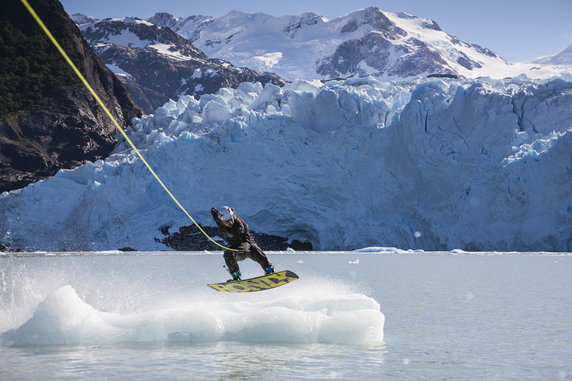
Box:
69 12 97 26
147 12 179 29
341 7 401 35
283 12 324 38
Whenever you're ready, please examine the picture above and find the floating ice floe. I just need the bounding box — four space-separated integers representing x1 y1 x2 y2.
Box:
0 284 384 346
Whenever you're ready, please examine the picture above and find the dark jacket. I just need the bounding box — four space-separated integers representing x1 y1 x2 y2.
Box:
211 210 253 248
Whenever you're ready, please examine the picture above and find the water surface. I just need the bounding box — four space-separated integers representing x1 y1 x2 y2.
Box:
1 251 571 380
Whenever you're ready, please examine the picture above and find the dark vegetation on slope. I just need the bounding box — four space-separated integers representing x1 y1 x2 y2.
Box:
0 0 142 193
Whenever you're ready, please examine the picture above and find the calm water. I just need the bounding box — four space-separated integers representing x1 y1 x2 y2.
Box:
1 251 571 380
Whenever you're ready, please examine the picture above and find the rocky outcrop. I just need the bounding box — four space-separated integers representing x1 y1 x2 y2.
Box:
0 0 142 193
156 224 313 251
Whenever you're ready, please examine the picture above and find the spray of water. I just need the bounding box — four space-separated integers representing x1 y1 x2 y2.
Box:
0 254 384 347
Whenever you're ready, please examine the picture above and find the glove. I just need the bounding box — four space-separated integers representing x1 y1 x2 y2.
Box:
211 207 219 218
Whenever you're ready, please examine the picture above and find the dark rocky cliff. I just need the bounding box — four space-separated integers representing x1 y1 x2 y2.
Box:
0 0 142 193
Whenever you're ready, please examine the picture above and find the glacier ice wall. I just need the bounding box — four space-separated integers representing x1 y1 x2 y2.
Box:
1 76 571 251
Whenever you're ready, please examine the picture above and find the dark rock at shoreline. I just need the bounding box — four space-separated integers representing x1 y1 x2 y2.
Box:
427 73 460 79
156 224 313 251
0 243 21 252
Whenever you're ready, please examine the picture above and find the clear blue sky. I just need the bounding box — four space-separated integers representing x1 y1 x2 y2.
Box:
60 0 572 63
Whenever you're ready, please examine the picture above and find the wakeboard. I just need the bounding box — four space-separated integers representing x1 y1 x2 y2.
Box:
208 270 299 292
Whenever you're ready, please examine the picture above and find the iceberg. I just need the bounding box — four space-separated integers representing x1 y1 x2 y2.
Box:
0 284 384 346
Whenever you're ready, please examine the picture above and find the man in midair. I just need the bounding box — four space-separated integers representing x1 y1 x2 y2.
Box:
211 206 274 281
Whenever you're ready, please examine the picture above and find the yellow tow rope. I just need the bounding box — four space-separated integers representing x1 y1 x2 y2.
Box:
20 0 239 252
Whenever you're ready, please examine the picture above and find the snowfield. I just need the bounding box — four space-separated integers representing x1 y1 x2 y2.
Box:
1 76 572 251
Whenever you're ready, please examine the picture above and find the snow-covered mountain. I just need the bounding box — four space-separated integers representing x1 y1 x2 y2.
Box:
72 6 568 114
533 44 572 66
69 12 97 25
75 16 284 112
1 77 571 252
150 7 567 81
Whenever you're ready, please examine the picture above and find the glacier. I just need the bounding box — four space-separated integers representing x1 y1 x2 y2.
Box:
1 76 572 251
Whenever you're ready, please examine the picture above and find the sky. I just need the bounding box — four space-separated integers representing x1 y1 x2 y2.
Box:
59 0 572 63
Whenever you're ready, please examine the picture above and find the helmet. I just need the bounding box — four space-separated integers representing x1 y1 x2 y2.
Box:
219 206 234 221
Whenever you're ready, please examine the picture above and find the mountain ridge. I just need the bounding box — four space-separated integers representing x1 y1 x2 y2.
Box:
145 7 565 81
75 15 285 113
533 44 572 66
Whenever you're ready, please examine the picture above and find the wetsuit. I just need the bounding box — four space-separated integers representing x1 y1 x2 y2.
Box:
211 208 272 274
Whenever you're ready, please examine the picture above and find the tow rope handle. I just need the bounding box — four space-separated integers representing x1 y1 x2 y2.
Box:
20 0 241 252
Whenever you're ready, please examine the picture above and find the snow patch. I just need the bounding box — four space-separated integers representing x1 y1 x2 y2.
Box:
104 63 132 78
149 43 193 61
252 52 283 69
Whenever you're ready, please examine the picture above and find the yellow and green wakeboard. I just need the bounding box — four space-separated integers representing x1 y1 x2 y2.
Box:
208 270 299 292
